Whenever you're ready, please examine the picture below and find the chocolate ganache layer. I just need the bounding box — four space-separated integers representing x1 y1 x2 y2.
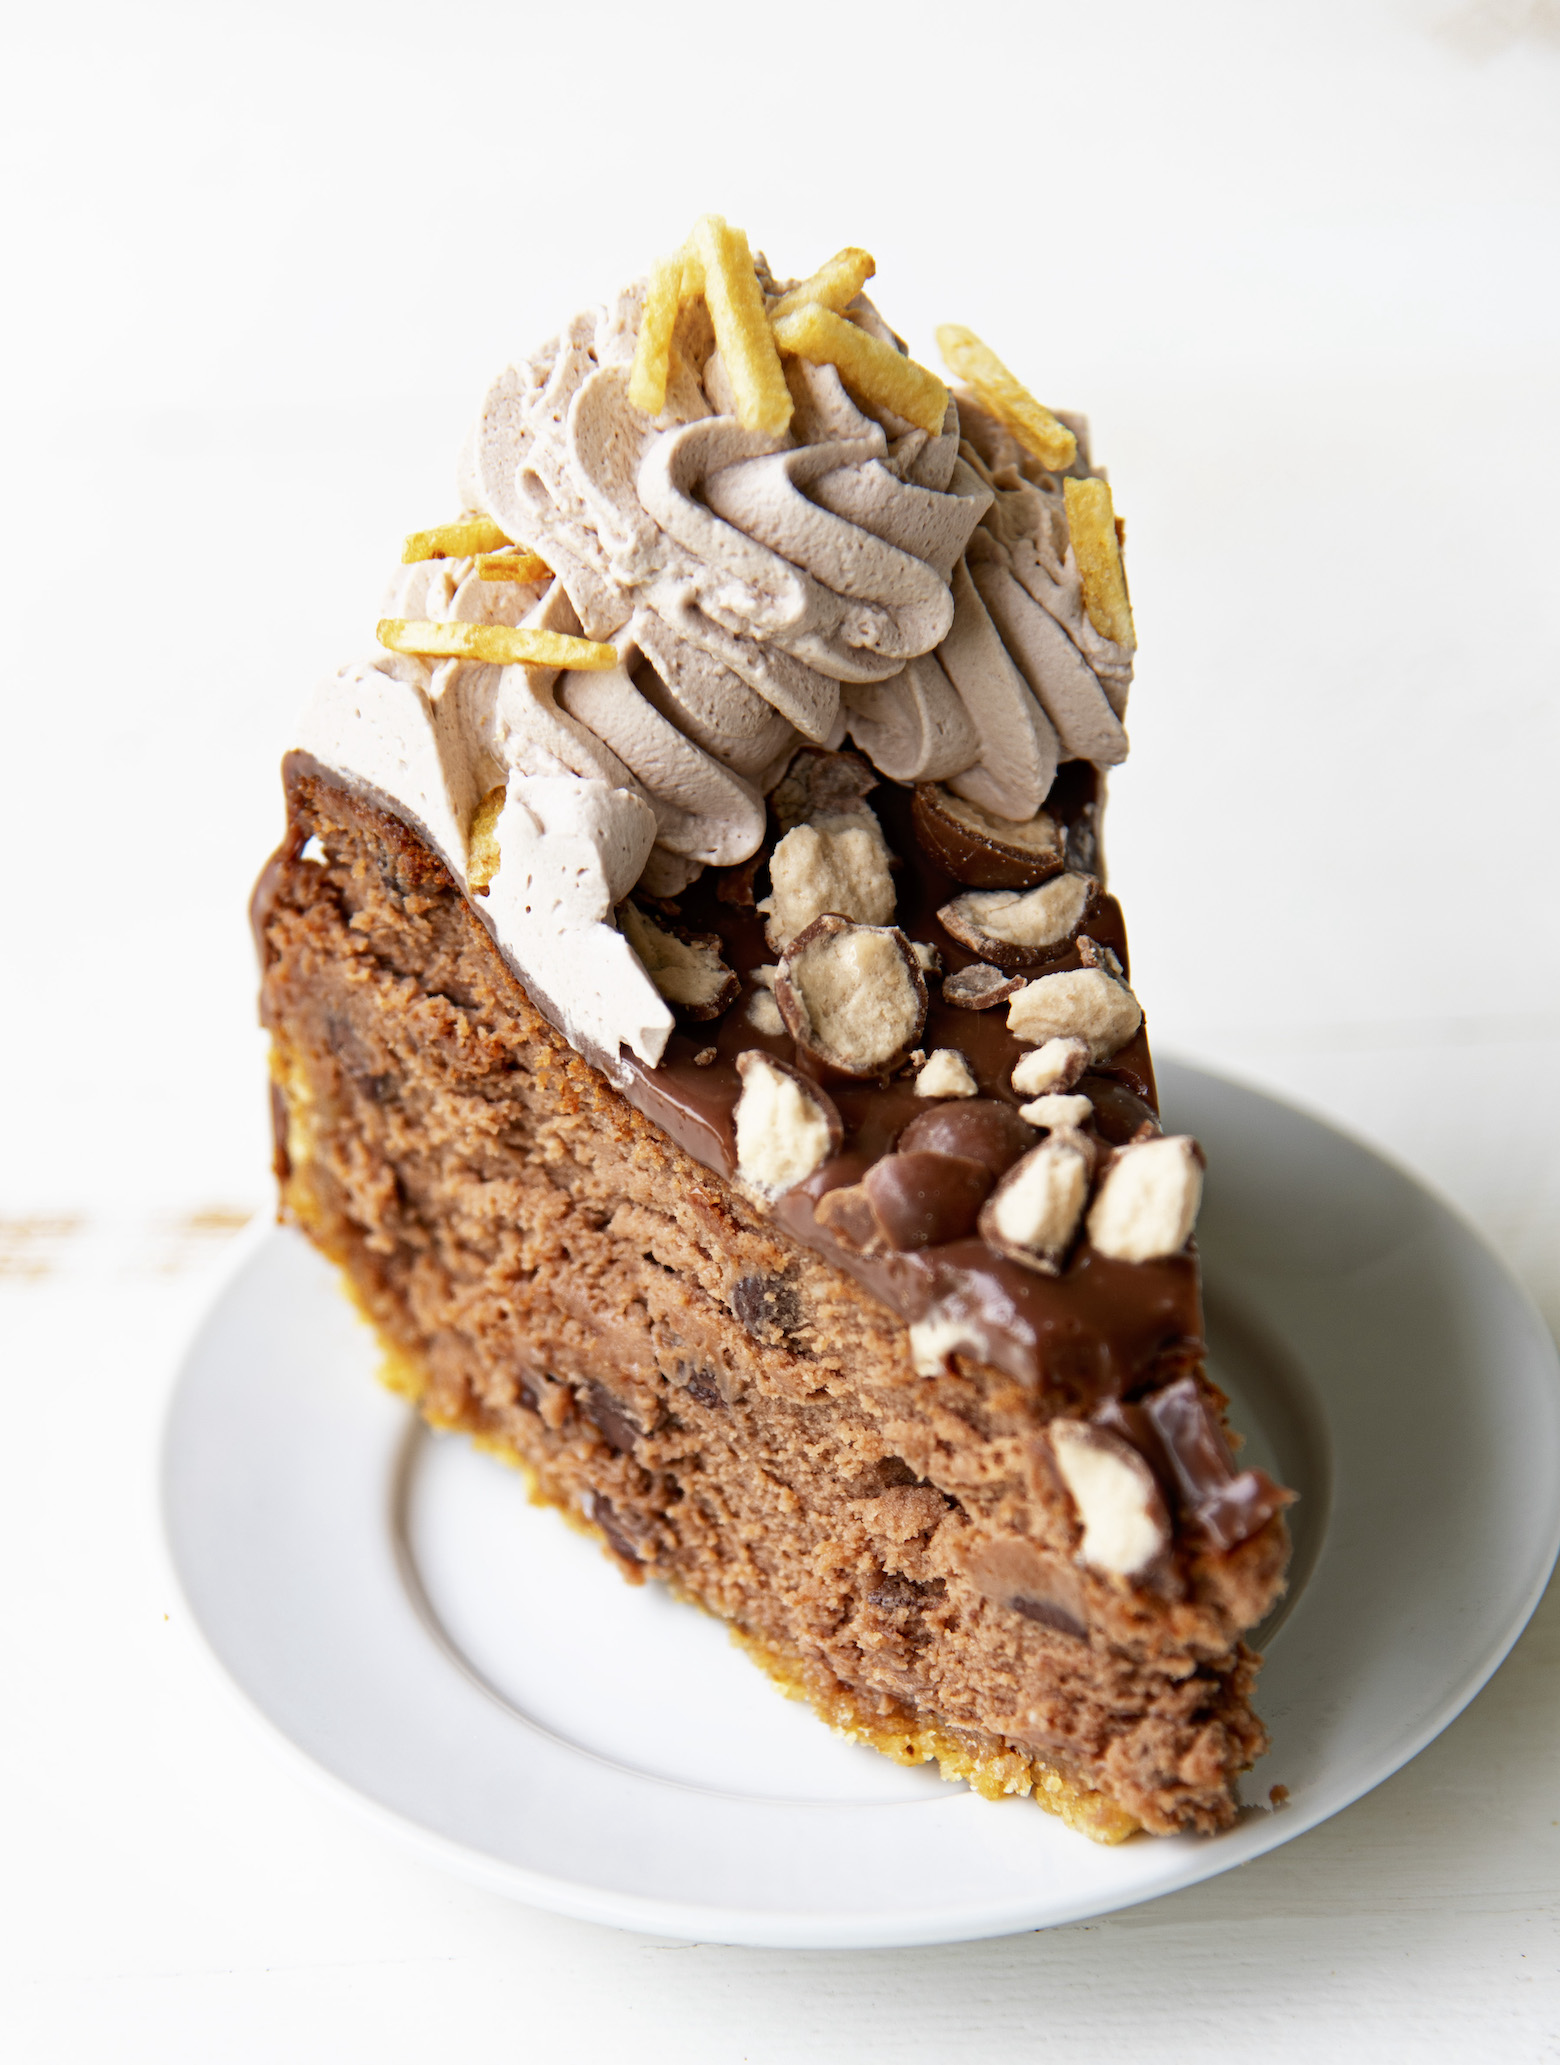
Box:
617 767 1205 1404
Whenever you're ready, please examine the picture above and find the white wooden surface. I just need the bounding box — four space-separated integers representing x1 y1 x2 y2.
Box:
4 2 1559 2055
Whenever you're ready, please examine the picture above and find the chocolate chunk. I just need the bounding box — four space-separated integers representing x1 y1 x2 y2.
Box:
1080 1074 1161 1146
1142 1375 1234 1503
678 1362 724 1408
1194 1471 1294 1553
1010 1595 1089 1641
960 1536 1088 1638
868 1574 947 1613
942 961 1026 1010
578 1378 641 1455
714 852 763 907
587 1491 642 1568
898 1097 1036 1178
862 1151 994 1251
1137 1376 1293 1552
731 1273 803 1342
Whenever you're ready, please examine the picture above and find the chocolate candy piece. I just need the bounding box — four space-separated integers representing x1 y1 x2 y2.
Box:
912 783 1067 889
863 1150 994 1251
898 1097 1036 1178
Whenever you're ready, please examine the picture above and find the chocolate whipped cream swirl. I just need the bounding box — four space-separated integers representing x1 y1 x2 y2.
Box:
295 271 1137 1065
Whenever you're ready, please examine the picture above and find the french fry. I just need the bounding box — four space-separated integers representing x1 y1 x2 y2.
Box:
473 550 551 584
466 783 506 894
1062 478 1135 648
768 246 876 324
934 326 1077 473
771 303 949 437
402 516 512 564
689 214 793 436
376 620 619 670
628 253 686 417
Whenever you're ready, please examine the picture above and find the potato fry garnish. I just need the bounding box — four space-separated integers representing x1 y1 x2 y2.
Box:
768 246 876 324
1062 478 1135 647
771 304 949 437
376 620 619 670
473 549 551 584
934 326 1077 473
466 784 506 894
689 214 793 436
402 517 512 564
628 253 687 418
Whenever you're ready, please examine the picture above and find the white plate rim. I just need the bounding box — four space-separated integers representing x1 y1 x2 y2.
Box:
159 1061 1560 1948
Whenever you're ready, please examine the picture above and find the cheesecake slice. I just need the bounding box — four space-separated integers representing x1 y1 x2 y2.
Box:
253 217 1292 1839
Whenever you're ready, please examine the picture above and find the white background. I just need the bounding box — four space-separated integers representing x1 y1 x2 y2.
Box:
3 0 1558 2056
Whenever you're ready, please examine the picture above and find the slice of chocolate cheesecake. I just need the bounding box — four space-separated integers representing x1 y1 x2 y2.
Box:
254 217 1292 1840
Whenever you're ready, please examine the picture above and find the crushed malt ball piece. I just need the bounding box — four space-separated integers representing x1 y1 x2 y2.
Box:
734 1051 841 1196
693 1046 717 1066
618 901 739 1021
912 784 1065 891
943 962 1025 1011
376 619 619 670
771 304 950 437
938 874 1095 968
628 252 687 418
473 549 551 584
769 745 879 834
761 812 896 952
1087 1135 1204 1262
912 941 943 975
934 326 1077 472
768 245 876 324
689 214 793 435
1049 1422 1170 1578
744 989 785 1035
915 1049 978 1099
1007 966 1142 1062
1011 1036 1091 1097
402 516 512 563
908 1309 989 1377
1019 1092 1093 1131
1076 935 1124 976
775 914 928 1078
466 783 506 894
1064 476 1135 648
979 1132 1095 1275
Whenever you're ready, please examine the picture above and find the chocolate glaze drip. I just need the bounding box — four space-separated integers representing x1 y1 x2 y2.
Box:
620 769 1204 1401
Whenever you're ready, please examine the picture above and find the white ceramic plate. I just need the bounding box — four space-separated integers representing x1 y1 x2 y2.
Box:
161 1059 1560 1948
